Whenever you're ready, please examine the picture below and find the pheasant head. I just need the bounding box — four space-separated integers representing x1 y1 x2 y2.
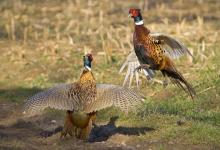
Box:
80 53 95 84
83 53 93 71
128 8 144 25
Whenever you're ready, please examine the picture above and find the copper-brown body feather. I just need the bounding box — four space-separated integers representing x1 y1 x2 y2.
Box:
133 24 196 99
68 70 97 110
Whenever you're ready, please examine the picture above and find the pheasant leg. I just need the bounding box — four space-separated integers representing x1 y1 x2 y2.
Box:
60 110 76 138
76 112 97 140
134 64 150 72
77 119 93 140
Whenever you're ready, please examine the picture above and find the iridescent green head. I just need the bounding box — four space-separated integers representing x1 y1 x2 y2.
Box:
83 53 93 70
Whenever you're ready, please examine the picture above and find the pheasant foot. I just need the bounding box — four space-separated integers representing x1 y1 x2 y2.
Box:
134 64 150 73
60 111 76 138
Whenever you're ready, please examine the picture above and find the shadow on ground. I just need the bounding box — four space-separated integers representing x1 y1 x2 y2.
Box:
39 116 154 142
89 116 154 142
0 115 154 149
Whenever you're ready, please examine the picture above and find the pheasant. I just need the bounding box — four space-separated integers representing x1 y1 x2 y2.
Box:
23 53 144 140
128 8 196 99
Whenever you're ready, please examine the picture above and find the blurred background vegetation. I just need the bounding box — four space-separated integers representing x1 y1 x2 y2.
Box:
0 0 219 149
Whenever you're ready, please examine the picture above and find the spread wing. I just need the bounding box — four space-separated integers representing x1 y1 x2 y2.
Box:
23 83 145 117
84 84 145 113
119 51 155 87
150 33 193 59
23 83 78 116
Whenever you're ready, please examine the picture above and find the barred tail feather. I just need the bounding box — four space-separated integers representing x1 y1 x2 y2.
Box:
162 69 196 99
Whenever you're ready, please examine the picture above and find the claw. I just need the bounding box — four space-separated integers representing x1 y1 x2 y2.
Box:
133 66 141 73
60 129 66 138
134 64 150 73
60 122 76 139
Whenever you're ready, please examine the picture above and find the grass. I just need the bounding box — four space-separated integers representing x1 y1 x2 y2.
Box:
0 0 220 149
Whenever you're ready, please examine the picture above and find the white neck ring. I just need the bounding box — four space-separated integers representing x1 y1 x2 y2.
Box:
135 20 144 25
85 66 91 71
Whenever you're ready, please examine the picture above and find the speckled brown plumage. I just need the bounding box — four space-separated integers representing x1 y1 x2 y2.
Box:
24 54 145 140
129 8 196 99
67 70 97 111
134 26 172 70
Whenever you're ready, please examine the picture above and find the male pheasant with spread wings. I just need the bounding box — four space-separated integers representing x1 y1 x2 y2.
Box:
24 54 144 140
128 8 196 99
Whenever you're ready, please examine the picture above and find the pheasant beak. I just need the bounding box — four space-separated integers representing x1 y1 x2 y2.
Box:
128 14 131 18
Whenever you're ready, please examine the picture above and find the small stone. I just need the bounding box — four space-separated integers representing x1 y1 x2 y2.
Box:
121 142 126 146
51 120 56 124
136 144 141 148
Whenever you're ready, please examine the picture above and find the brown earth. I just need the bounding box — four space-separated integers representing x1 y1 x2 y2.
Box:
0 101 218 150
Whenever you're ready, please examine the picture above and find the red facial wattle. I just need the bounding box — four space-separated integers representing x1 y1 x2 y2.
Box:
86 54 93 62
129 9 140 17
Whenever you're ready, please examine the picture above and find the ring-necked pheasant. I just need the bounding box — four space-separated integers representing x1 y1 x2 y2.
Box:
23 53 144 140
128 8 196 99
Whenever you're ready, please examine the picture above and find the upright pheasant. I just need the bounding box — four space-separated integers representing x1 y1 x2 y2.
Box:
128 8 196 99
24 53 144 140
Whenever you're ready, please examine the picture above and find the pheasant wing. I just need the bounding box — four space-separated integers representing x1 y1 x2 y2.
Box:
23 83 81 117
84 84 145 113
119 52 155 87
150 33 193 59
23 83 145 117
119 51 138 74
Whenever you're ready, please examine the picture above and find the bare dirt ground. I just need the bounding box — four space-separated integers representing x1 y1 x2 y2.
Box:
0 101 218 150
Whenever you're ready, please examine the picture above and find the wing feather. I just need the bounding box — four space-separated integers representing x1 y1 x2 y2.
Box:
119 52 155 87
150 33 193 59
84 84 145 113
23 83 78 116
24 83 145 116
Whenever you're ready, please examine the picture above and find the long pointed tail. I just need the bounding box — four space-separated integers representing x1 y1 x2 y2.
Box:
162 69 196 99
